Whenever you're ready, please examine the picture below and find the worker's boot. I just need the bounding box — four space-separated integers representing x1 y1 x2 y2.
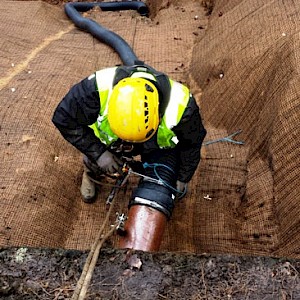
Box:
80 166 97 203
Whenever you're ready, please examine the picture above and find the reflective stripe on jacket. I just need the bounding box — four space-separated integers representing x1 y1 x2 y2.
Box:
89 67 190 148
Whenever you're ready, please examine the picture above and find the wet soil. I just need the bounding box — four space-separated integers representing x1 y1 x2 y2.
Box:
1 247 299 300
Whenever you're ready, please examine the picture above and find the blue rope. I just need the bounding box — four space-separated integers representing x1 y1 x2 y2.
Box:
141 130 244 195
143 162 184 195
203 129 245 146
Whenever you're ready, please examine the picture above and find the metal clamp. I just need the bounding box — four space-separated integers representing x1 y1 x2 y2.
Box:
115 212 128 234
127 168 163 185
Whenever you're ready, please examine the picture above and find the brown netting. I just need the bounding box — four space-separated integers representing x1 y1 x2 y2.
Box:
189 0 300 257
0 0 299 258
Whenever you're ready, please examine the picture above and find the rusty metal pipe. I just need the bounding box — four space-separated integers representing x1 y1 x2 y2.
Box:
118 205 167 252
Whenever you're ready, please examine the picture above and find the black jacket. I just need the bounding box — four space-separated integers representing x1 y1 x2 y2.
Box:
52 73 206 183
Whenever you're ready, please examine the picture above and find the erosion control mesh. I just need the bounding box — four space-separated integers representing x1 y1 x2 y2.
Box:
0 0 299 258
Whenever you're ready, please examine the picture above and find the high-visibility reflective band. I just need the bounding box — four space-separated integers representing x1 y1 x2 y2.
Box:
95 67 117 115
171 136 179 144
92 67 190 149
95 67 117 91
164 81 189 128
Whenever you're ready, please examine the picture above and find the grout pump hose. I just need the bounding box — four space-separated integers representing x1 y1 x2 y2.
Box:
64 1 149 66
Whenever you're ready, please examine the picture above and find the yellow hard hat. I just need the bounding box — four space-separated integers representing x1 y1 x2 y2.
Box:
108 77 159 143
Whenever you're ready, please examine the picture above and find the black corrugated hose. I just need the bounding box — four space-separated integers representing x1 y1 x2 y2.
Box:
64 1 149 66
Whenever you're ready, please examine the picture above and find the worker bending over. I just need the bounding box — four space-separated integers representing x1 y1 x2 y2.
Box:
52 64 206 249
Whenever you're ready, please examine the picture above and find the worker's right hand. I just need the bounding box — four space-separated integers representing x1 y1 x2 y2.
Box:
96 150 122 174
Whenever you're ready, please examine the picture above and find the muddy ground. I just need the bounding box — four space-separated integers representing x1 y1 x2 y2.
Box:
0 247 299 300
1 0 299 299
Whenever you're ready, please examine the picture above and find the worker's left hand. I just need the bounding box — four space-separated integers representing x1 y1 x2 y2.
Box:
176 180 188 199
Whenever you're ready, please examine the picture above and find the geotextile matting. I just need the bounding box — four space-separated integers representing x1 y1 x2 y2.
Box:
0 0 299 258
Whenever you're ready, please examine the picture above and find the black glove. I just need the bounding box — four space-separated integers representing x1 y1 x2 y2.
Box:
96 150 122 174
176 180 188 199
